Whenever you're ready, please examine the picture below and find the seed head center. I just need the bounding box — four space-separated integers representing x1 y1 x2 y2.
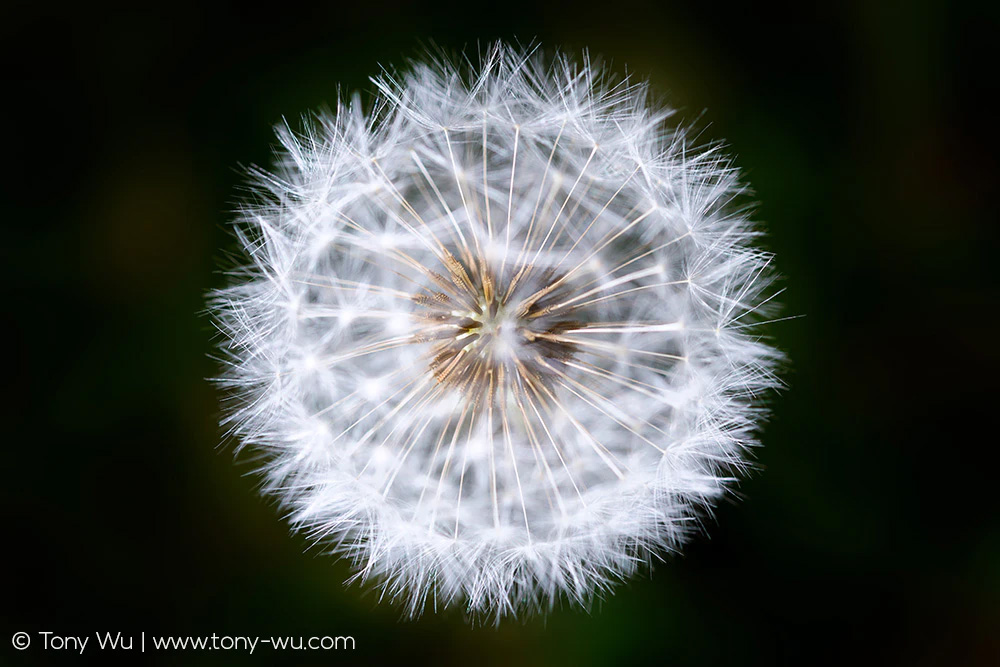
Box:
413 262 584 400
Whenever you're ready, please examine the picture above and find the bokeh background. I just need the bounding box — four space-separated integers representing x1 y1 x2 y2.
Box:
5 2 997 665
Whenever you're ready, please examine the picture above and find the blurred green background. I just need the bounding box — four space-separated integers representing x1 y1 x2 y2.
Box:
4 2 997 665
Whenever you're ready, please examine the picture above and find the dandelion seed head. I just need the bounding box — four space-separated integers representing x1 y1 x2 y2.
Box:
211 43 783 620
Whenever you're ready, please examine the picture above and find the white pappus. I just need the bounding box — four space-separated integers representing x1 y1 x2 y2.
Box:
210 44 783 620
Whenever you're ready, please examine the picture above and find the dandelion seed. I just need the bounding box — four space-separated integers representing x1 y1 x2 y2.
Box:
210 44 783 620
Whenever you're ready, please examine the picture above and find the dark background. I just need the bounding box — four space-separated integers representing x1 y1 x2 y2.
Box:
4 2 998 665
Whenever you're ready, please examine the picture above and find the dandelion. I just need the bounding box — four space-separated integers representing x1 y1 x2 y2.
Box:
210 44 782 620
